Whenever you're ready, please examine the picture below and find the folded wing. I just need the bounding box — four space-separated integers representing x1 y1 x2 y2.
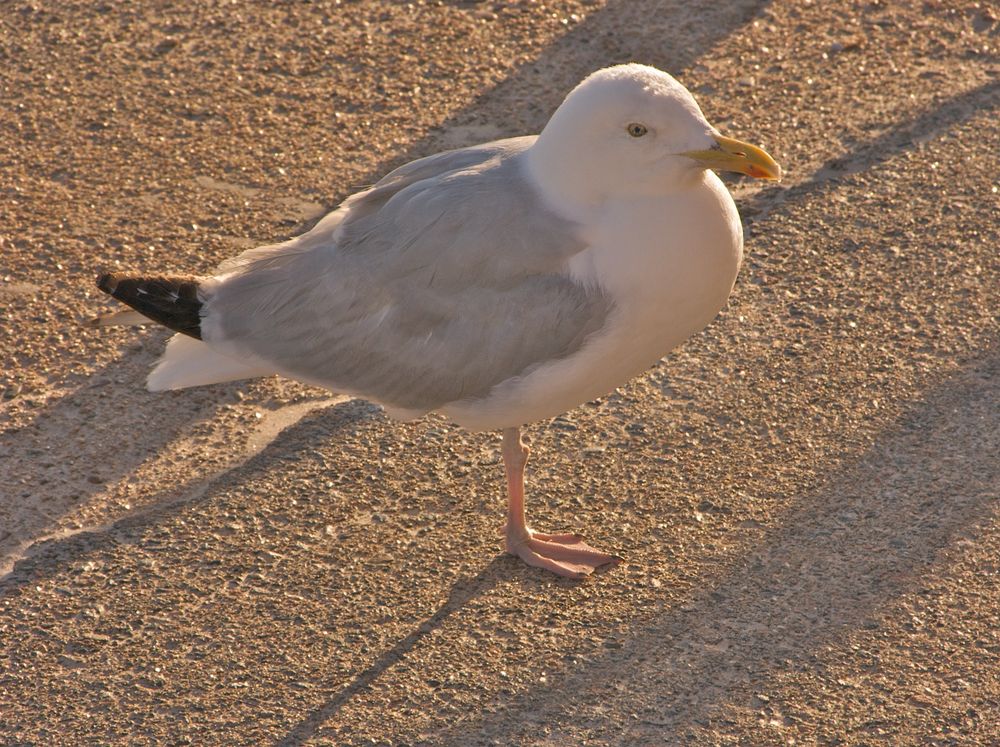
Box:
200 137 613 414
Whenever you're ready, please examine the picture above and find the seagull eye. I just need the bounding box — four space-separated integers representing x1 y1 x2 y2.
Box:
627 123 648 137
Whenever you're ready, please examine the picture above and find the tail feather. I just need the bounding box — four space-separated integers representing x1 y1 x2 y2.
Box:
147 333 274 391
88 309 150 328
96 272 203 339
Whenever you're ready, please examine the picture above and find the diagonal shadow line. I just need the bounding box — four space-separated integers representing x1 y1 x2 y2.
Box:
0 398 383 594
0 342 230 566
423 0 772 137
736 78 1000 226
439 0 771 127
290 0 771 233
430 341 999 745
618 349 1000 741
274 559 505 747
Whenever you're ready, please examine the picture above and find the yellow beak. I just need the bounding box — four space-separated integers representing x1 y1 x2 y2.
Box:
682 134 782 180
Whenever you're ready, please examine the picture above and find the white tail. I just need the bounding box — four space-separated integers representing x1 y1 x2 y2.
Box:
89 309 150 327
147 333 274 391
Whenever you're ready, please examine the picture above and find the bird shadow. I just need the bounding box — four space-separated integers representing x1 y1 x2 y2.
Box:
0 337 237 574
0 397 383 592
274 557 507 747
426 340 999 745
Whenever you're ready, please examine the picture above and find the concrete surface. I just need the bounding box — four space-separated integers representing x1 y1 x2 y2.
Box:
1 1 998 744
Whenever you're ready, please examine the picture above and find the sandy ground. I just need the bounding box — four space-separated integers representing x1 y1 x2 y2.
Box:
1 1 998 744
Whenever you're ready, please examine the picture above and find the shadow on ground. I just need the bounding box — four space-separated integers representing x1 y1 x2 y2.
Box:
427 342 998 744
0 398 384 592
5 2 995 743
741 77 1000 228
0 340 234 571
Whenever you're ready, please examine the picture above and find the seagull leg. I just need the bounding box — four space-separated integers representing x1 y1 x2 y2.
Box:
501 426 620 578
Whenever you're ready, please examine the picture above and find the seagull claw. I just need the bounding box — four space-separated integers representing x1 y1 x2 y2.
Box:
504 528 621 578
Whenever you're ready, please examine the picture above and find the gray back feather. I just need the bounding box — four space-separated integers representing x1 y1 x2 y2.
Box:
208 137 612 412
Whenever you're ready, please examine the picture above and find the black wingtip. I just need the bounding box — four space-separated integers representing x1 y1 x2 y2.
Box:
97 272 119 294
93 272 204 339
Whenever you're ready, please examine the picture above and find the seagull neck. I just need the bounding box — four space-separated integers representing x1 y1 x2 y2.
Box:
523 141 604 223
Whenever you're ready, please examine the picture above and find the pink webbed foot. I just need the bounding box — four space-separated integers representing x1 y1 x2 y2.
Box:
504 527 621 579
499 426 621 578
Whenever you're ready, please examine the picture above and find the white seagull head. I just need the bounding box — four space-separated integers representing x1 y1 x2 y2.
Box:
529 63 780 207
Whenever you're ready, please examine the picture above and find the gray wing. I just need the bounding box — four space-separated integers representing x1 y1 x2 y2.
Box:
206 137 612 412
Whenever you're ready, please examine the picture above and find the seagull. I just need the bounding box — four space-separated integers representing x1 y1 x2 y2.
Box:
93 64 780 578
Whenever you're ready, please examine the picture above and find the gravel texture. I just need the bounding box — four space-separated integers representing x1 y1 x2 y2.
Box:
1 1 998 745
